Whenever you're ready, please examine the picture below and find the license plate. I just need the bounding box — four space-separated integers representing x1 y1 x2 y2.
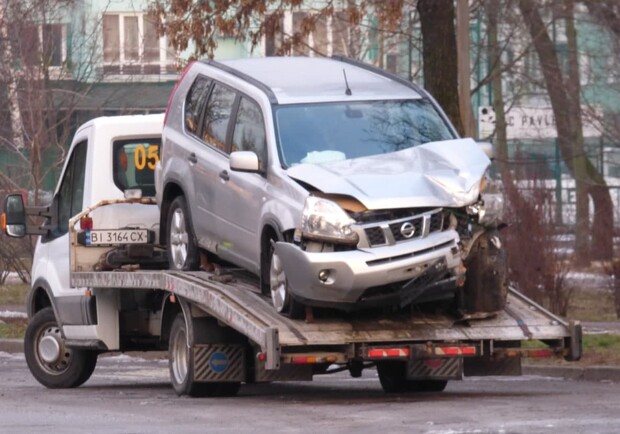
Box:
87 229 150 246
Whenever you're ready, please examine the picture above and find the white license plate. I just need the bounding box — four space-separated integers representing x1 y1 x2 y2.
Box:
88 229 149 246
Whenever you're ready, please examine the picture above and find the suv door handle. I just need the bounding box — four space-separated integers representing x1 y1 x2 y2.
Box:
188 153 197 164
219 170 230 181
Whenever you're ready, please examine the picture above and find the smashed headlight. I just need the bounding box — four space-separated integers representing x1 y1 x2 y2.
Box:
301 196 359 244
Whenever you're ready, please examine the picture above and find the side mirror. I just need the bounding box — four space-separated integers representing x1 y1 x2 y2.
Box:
230 151 261 173
2 194 26 238
477 141 494 160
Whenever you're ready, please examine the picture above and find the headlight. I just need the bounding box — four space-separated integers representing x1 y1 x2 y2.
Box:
301 197 359 244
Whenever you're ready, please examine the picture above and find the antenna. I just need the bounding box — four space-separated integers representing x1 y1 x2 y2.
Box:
342 69 352 96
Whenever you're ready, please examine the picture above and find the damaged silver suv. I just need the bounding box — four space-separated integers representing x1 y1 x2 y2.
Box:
156 56 506 317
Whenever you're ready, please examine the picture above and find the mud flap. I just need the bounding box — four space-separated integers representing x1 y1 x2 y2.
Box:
461 229 508 314
407 358 463 380
193 344 246 382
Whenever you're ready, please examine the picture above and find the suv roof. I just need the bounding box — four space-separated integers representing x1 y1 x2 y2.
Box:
212 57 422 105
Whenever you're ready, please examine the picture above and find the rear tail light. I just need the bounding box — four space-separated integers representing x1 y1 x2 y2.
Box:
80 216 93 230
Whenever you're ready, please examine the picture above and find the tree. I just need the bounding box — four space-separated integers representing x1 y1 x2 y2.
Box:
518 0 614 262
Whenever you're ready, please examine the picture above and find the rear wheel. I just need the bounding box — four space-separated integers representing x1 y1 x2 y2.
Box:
269 244 304 319
168 313 240 397
24 307 98 389
377 361 447 393
167 196 200 271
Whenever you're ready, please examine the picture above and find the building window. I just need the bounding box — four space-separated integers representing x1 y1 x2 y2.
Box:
264 11 350 57
103 13 176 76
12 22 68 74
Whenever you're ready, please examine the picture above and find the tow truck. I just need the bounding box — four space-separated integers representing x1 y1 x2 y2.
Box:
1 114 581 397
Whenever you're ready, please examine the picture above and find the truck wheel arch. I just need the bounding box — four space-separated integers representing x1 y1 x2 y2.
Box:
160 294 189 346
26 279 57 320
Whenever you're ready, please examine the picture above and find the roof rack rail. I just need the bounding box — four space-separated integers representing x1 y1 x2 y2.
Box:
202 59 279 105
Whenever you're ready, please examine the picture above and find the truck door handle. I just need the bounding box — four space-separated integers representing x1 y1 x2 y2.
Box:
188 153 197 164
219 170 230 181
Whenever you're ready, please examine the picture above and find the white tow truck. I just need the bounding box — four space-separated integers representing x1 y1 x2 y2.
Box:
2 114 581 397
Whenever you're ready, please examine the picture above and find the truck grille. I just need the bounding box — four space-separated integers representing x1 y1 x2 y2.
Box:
361 209 444 247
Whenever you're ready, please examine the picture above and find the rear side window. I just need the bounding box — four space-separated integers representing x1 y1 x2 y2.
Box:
202 83 237 152
113 139 161 197
184 77 211 135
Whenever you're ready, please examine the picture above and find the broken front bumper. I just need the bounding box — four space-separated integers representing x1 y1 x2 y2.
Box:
274 230 463 309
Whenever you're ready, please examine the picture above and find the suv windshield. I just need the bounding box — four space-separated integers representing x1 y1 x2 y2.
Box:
275 99 455 167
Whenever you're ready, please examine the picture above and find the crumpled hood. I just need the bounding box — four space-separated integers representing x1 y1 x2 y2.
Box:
286 138 491 209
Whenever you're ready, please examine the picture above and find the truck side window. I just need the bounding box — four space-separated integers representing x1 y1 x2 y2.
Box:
57 141 87 235
202 83 236 152
185 77 211 135
232 97 266 167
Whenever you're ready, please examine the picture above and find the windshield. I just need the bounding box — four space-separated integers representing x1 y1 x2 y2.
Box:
275 99 455 167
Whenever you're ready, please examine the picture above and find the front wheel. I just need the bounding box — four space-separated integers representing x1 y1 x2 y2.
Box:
24 307 98 389
377 361 447 393
166 196 200 271
269 244 304 319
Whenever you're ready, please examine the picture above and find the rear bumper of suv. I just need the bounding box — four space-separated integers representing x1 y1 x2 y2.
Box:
274 229 463 309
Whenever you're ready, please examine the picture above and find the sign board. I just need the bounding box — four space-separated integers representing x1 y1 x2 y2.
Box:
478 106 603 139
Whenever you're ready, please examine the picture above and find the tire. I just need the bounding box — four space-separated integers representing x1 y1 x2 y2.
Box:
268 242 304 319
462 230 508 314
24 307 98 389
168 313 240 397
166 196 200 271
377 361 447 393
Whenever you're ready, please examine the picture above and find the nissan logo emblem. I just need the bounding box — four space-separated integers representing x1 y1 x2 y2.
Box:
400 222 416 239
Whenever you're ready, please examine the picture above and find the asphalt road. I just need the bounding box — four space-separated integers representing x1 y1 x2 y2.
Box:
1 352 620 434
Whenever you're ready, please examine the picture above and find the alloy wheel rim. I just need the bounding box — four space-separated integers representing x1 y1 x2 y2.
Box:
170 208 189 269
269 252 288 312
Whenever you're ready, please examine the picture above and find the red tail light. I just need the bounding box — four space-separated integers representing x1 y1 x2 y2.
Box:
80 216 93 230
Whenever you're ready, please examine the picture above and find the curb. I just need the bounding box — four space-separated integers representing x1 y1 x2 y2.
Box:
0 339 23 354
522 364 620 383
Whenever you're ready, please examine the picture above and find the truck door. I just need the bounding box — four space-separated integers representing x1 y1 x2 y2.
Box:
39 139 89 322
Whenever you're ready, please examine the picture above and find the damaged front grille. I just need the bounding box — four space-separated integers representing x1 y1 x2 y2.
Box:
360 208 445 247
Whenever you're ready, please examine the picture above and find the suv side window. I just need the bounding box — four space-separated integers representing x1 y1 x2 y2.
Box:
202 83 237 152
185 77 211 135
57 141 87 235
232 97 266 167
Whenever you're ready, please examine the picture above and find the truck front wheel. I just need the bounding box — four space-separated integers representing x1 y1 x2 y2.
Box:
24 307 98 389
377 361 447 393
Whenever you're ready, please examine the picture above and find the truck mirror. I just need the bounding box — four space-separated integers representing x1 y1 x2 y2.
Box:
2 194 26 238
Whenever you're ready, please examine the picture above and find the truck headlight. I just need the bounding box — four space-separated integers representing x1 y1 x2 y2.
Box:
301 197 359 244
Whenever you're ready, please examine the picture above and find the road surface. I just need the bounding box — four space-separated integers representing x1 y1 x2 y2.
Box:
1 351 619 433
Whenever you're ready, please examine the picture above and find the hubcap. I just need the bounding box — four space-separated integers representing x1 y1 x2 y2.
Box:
39 335 61 363
37 325 71 375
170 208 189 269
171 325 188 385
269 252 288 312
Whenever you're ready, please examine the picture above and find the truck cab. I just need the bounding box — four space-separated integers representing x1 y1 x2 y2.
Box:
3 114 164 387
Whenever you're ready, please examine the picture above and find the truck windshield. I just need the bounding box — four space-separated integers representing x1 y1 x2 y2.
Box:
275 99 455 167
113 139 161 197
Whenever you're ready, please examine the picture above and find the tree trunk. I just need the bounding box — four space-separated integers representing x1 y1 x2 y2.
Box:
564 0 591 264
417 0 464 136
519 0 614 262
456 0 475 138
